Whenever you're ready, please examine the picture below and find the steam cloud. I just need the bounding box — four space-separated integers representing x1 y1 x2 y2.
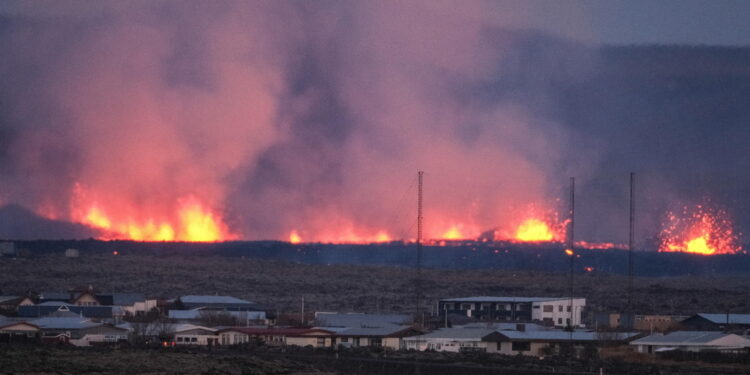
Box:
0 1 748 246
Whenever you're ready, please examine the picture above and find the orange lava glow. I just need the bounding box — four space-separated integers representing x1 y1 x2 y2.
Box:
564 249 574 256
441 225 466 240
495 204 566 243
575 241 622 250
306 228 392 244
289 231 302 244
73 185 233 242
659 204 742 255
515 218 556 242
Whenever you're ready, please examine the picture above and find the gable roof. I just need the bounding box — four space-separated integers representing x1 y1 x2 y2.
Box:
0 321 39 330
460 322 548 331
497 330 639 342
217 327 335 336
405 327 498 341
32 317 101 330
180 296 255 305
314 312 411 328
693 314 750 325
631 331 750 347
18 304 122 318
172 324 217 334
440 296 584 303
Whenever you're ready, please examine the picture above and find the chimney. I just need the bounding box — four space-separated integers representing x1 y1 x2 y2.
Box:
516 323 525 332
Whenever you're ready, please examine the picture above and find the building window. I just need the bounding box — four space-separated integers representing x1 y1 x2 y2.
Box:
191 337 197 342
443 303 454 310
558 305 563 312
516 304 525 311
317 337 325 346
341 337 348 343
177 337 183 342
567 305 571 312
461 303 473 310
481 303 491 310
543 305 553 313
558 318 562 325
511 341 531 351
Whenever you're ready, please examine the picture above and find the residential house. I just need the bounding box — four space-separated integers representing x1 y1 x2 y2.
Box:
329 325 420 349
217 327 335 348
494 329 640 356
314 312 418 349
680 313 750 332
169 308 266 325
634 315 688 332
630 331 750 353
403 328 504 352
0 321 39 343
0 295 35 313
18 302 124 320
173 324 219 346
439 296 586 327
32 316 128 346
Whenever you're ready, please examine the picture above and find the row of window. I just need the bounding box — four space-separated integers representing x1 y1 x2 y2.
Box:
541 304 572 313
446 303 527 311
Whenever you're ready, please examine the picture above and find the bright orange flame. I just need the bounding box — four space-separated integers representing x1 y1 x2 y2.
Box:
313 228 391 244
289 231 302 244
497 204 566 243
75 190 232 242
659 204 742 255
441 225 465 240
515 218 555 242
178 202 225 242
565 249 574 256
86 206 112 229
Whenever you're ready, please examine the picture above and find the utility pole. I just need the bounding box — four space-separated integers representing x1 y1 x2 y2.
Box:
416 171 424 329
568 177 575 331
301 297 305 327
628 172 635 311
415 171 424 375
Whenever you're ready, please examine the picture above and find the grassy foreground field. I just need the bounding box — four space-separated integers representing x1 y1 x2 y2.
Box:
1 252 749 315
1 345 749 375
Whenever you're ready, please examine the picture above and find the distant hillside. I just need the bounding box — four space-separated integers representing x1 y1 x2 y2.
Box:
0 204 103 240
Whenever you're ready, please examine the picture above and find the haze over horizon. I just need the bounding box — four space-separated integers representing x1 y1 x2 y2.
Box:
0 1 748 250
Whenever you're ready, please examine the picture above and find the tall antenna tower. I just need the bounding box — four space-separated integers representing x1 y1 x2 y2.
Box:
628 172 635 310
416 171 424 329
568 177 575 329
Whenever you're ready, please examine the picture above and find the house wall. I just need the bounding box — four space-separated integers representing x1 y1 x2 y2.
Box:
404 338 497 353
498 341 548 356
175 329 219 346
70 333 129 347
219 331 250 345
286 336 332 347
531 299 586 327
382 337 402 350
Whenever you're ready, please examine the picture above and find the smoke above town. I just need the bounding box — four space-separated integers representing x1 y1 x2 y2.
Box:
0 1 748 248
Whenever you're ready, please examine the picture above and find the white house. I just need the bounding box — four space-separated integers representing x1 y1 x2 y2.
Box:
402 328 503 353
630 331 750 354
173 324 219 346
